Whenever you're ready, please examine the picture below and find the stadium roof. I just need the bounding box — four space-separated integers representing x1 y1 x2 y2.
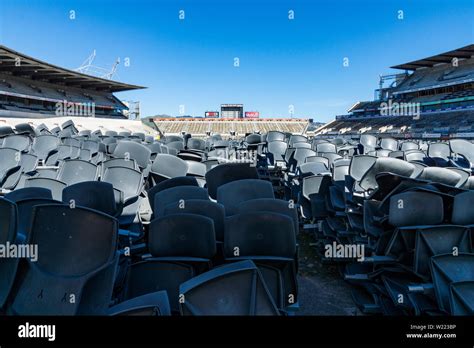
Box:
391 44 474 71
0 45 145 92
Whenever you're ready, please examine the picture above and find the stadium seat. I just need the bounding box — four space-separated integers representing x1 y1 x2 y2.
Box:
24 177 66 200
205 163 259 199
217 179 274 216
9 204 118 315
179 260 280 315
124 213 216 313
0 198 19 308
150 154 188 184
57 159 99 185
224 212 297 310
153 186 209 217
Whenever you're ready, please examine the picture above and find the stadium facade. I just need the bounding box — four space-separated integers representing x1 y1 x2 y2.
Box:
318 45 474 139
0 45 144 120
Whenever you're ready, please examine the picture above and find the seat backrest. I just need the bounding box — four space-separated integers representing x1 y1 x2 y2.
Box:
418 167 462 187
163 199 225 241
113 141 152 169
451 191 474 225
154 186 209 216
31 135 60 160
380 137 398 151
266 131 286 142
147 176 199 213
267 141 288 162
149 213 216 258
428 142 450 160
400 141 419 151
20 153 38 173
102 167 143 201
349 155 377 181
388 191 444 227
62 181 118 217
359 157 415 192
24 178 66 200
179 260 279 315
224 212 296 257
57 159 98 185
2 135 30 152
186 161 207 177
236 198 299 235
5 187 52 202
151 154 188 180
316 142 337 153
217 179 274 216
205 163 259 199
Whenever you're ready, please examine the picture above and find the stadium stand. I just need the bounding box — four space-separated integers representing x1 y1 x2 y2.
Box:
317 45 474 139
0 45 144 119
151 117 309 138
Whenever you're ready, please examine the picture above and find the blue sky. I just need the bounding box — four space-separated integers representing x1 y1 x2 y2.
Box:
0 0 473 121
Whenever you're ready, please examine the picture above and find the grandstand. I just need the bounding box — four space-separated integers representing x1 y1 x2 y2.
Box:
0 45 144 119
317 45 474 139
151 117 310 137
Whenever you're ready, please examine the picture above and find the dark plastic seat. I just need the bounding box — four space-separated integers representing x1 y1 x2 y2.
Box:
186 161 207 178
236 198 299 235
316 142 337 153
430 253 474 314
5 187 52 202
31 135 60 161
109 291 171 316
20 153 38 173
449 281 474 315
179 260 280 315
217 179 274 216
112 141 152 170
124 214 216 313
224 212 297 310
24 177 66 201
0 148 22 189
380 137 398 151
187 138 206 151
266 131 286 142
15 198 61 239
147 176 199 213
163 199 225 241
153 186 209 216
102 166 143 202
267 141 288 164
388 191 444 227
10 204 118 315
150 154 188 183
205 163 259 199
452 191 474 225
57 159 98 185
62 181 120 217
0 198 19 308
2 134 30 152
359 157 415 192
288 135 307 147
418 167 462 187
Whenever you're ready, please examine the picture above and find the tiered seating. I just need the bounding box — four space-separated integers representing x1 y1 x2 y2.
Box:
1 121 473 316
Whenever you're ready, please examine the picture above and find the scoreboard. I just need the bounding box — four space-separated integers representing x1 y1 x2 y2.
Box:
205 111 219 118
245 111 260 118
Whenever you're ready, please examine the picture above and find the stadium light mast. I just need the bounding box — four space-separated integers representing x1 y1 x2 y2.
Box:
75 50 120 80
